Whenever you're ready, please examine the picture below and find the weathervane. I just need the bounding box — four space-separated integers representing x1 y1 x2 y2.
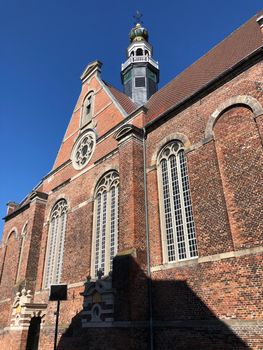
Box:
133 10 143 25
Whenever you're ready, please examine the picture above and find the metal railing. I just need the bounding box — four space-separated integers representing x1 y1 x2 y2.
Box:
121 55 159 70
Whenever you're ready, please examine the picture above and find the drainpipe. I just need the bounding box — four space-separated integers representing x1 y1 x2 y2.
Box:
143 127 154 350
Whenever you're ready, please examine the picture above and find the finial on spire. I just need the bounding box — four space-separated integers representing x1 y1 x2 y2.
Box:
133 10 143 25
129 12 148 42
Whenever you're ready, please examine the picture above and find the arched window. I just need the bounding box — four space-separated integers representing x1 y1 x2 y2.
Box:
0 230 19 295
81 91 94 127
92 171 119 277
136 48 143 56
43 199 68 288
157 141 198 263
16 223 27 282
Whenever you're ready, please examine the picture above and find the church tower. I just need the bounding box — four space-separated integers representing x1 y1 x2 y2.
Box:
121 14 159 105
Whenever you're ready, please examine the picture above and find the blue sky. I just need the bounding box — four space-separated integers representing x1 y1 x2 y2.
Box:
0 1 262 236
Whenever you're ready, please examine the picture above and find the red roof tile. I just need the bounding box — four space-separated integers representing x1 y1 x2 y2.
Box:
145 12 263 124
104 81 137 115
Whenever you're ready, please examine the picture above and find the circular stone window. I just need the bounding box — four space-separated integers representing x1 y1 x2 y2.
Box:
72 130 96 170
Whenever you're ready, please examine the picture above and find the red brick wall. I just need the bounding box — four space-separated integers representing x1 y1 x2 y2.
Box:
214 106 263 249
0 58 262 349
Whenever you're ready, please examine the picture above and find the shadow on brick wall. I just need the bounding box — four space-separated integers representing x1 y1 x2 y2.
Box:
57 255 249 350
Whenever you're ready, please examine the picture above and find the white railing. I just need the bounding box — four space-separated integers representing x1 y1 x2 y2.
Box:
121 56 159 70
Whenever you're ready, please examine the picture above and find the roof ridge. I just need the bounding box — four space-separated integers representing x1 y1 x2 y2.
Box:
146 12 262 106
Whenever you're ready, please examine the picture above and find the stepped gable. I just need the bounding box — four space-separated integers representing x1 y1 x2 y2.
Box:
103 81 137 115
145 11 263 123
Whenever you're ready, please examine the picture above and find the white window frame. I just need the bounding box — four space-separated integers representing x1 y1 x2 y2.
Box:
43 199 68 289
91 171 119 278
157 141 198 264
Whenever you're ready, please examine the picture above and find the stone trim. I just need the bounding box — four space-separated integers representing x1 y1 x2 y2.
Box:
5 227 19 244
205 95 263 139
51 179 71 193
99 79 128 118
71 198 93 213
80 60 102 82
10 289 47 330
89 166 120 198
257 15 263 29
0 298 11 305
38 319 263 329
150 132 191 167
151 245 263 272
94 148 118 166
114 124 144 144
71 130 96 170
46 195 71 223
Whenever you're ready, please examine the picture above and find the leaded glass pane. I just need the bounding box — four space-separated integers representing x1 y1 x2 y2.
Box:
93 171 119 277
159 142 198 262
44 199 68 288
161 159 176 262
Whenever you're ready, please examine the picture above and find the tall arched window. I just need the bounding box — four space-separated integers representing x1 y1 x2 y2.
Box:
157 141 198 263
81 91 94 127
43 199 68 288
92 171 119 277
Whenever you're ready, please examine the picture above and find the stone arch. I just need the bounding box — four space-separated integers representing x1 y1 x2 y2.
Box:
5 227 19 244
21 221 28 237
46 195 70 223
212 104 263 249
150 132 191 167
91 168 119 200
0 227 20 296
90 166 119 199
205 95 263 140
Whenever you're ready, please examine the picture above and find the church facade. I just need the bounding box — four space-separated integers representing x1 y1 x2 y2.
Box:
0 12 263 350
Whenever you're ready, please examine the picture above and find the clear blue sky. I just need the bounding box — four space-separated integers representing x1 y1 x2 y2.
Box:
0 1 262 236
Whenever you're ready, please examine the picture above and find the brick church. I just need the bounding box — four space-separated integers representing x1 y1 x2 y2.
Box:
0 11 263 350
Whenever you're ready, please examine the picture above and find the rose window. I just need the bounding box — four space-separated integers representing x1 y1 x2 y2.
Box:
72 131 96 170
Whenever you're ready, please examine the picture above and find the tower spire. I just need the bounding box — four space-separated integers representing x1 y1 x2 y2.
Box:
121 13 159 106
133 10 143 25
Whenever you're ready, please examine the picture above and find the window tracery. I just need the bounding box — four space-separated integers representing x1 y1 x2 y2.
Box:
72 130 96 170
92 171 119 277
43 199 68 288
157 141 198 263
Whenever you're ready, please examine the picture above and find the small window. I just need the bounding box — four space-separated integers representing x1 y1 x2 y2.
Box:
81 92 94 127
135 77 145 87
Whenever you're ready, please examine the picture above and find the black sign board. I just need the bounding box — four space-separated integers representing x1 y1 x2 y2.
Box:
49 284 67 301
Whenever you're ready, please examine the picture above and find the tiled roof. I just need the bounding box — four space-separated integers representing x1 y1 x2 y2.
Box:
145 12 263 124
104 81 137 115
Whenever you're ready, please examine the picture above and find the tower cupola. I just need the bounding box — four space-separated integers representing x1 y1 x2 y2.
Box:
121 12 159 106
